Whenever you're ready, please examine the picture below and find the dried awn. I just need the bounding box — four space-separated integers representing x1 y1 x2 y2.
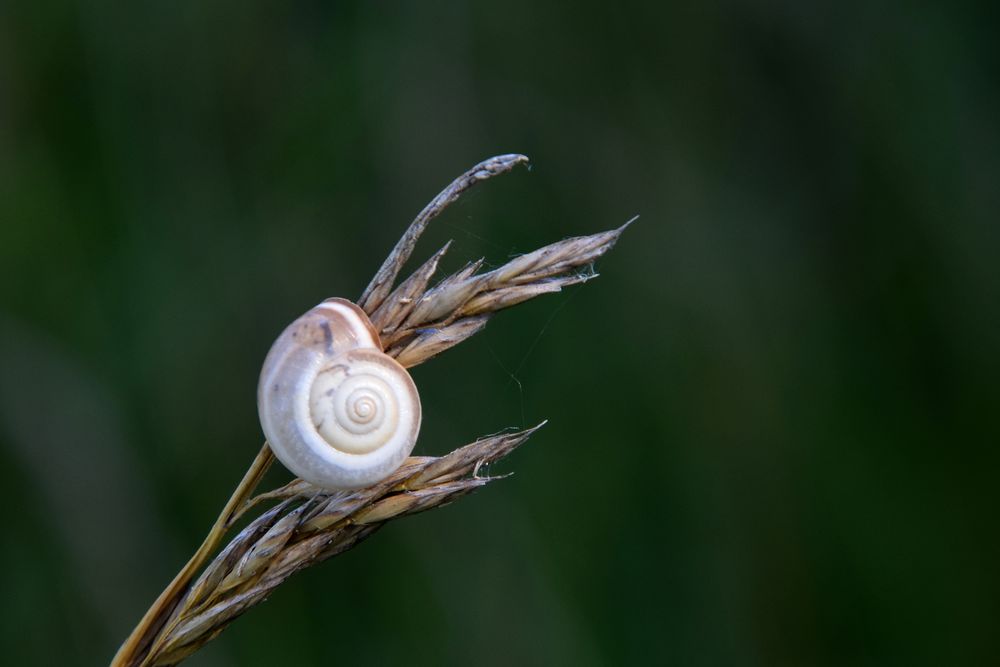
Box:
112 154 630 666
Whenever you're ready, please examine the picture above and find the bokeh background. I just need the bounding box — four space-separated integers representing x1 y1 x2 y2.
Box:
1 2 998 665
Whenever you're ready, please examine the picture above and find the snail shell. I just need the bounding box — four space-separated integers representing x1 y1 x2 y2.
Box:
258 298 421 489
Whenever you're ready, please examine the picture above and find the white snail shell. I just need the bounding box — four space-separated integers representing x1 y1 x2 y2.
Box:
258 298 421 490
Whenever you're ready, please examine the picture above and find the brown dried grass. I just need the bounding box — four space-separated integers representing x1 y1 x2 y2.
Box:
112 155 629 666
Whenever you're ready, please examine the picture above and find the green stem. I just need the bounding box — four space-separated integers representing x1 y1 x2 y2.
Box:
111 444 275 667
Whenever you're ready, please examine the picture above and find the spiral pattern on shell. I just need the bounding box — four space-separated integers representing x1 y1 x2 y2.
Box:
257 298 421 490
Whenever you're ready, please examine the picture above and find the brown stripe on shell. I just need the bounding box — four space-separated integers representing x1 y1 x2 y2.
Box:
282 299 381 354
317 298 382 350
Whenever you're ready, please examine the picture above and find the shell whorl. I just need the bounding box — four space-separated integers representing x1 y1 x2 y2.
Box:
257 298 421 490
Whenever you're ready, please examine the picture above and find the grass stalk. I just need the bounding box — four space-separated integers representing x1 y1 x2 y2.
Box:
112 155 629 666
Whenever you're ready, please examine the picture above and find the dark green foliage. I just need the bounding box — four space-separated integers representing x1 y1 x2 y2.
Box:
0 2 997 665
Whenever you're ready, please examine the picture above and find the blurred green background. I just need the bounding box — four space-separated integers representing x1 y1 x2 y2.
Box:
1 2 998 665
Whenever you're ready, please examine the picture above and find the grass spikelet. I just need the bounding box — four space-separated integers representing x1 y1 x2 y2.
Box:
112 155 629 666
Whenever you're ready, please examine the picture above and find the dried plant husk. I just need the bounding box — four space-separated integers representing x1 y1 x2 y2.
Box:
113 154 630 667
